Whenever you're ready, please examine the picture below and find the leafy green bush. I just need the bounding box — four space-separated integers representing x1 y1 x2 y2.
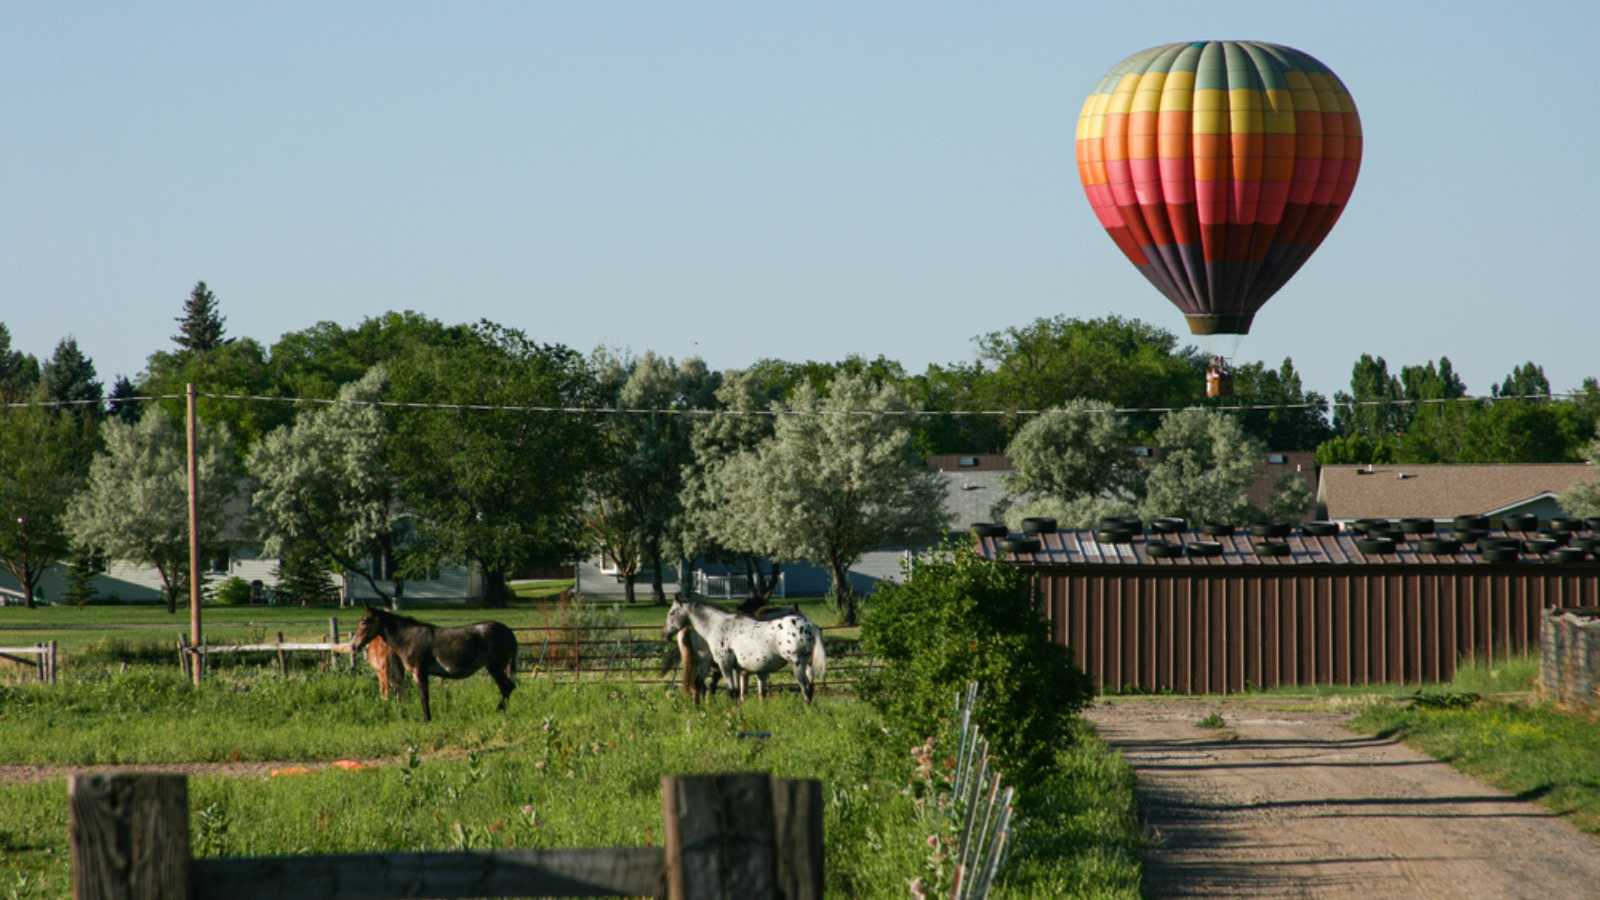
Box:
860 542 1093 788
210 576 253 606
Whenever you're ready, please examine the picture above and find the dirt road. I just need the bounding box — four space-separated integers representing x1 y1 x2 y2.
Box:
1088 698 1600 899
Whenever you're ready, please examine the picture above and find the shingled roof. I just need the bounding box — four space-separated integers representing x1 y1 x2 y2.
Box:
1319 464 1595 521
975 527 1597 567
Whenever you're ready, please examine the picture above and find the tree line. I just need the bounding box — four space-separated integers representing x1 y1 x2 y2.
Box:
3 283 1597 619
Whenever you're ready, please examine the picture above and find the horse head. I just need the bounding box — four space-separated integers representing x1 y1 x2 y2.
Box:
662 599 691 640
351 606 386 651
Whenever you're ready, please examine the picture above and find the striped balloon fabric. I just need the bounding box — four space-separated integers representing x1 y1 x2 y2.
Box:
1075 41 1361 335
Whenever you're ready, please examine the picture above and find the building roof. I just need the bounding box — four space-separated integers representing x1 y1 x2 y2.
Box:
975 528 1592 568
938 468 1011 527
1318 464 1595 521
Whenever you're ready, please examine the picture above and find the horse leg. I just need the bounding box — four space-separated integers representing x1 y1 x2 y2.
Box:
414 668 432 722
490 668 514 712
757 673 769 700
794 660 814 704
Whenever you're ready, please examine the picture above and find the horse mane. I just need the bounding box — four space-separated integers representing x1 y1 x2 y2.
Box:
367 606 429 631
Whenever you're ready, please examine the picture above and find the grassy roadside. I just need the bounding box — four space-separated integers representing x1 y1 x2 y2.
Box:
1344 656 1600 836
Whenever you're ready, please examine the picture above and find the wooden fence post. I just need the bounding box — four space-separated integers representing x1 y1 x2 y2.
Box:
48 640 57 685
69 773 191 900
36 642 45 682
329 618 339 670
276 632 288 677
177 635 189 680
661 774 822 900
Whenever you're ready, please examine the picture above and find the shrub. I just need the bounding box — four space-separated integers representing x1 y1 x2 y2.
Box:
860 542 1093 788
211 576 253 606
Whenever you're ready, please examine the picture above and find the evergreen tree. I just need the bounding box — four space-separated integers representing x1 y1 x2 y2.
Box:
62 546 101 606
40 336 103 416
0 323 40 401
274 542 338 607
173 281 230 353
106 375 142 424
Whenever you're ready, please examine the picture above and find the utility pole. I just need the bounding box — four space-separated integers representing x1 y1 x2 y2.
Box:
186 383 201 686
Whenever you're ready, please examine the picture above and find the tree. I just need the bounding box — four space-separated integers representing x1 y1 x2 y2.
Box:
1140 408 1262 524
1333 354 1405 439
273 541 339 607
1315 433 1399 466
679 368 789 604
973 315 1202 436
0 323 40 402
1559 439 1600 517
1003 400 1141 508
589 352 717 603
140 338 285 451
1229 357 1333 450
249 367 414 607
173 281 230 354
61 545 101 606
1263 473 1316 522
0 405 95 607
64 409 240 613
387 322 602 606
107 375 142 424
704 374 948 624
40 336 103 417
1495 361 1551 399
269 312 477 400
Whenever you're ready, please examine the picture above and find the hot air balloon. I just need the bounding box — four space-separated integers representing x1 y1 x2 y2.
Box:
1075 41 1361 396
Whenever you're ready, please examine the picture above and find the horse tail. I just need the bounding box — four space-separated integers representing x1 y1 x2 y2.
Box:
809 623 827 683
676 630 696 698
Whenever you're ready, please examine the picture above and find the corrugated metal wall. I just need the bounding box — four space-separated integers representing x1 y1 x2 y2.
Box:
1038 566 1600 693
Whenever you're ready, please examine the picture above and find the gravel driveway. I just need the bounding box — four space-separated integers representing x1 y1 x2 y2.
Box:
1088 697 1600 899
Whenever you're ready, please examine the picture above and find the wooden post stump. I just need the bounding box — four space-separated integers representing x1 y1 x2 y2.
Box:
661 774 822 900
69 774 191 900
275 632 287 677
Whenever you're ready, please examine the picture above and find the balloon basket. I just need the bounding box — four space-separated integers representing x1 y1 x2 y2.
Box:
1206 358 1234 399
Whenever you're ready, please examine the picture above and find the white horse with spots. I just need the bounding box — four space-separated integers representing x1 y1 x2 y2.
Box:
662 599 827 703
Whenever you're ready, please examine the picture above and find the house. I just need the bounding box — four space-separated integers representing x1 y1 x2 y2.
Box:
1317 463 1595 525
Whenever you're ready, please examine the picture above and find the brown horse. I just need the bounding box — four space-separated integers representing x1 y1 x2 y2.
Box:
350 606 518 722
364 635 406 699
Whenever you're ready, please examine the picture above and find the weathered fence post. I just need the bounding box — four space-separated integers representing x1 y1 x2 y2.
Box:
48 640 57 684
328 617 340 670
69 773 191 900
275 632 288 677
177 635 189 680
661 774 823 900
35 642 45 682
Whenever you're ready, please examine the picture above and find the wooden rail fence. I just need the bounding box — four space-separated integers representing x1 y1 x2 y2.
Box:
0 641 57 684
70 771 823 899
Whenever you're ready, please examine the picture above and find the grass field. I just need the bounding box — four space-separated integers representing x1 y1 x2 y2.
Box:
0 601 1141 898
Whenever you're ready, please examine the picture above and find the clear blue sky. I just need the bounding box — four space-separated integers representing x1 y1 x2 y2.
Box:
3 2 1595 400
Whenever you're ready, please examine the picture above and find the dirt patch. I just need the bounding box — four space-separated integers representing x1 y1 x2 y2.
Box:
1089 697 1600 899
0 758 387 785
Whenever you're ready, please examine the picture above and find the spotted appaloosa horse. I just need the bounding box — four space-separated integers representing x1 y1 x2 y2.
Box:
350 606 518 722
662 599 827 703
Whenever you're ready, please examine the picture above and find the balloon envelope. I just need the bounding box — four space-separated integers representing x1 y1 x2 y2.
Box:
1076 41 1361 335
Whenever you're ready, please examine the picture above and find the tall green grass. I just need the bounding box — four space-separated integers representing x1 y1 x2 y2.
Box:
0 674 1140 898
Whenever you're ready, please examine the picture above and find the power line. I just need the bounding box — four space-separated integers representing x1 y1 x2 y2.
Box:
1 390 1585 417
